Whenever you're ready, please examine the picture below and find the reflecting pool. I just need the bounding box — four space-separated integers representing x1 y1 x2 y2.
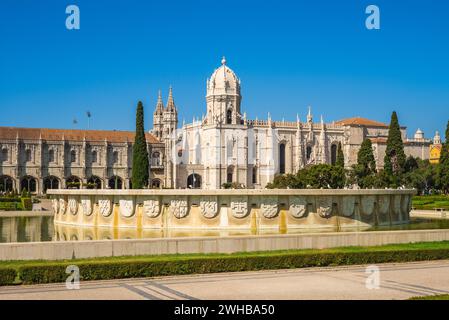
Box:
1 215 449 243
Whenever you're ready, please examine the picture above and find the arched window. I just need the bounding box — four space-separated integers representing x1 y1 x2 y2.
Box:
87 176 102 189
21 176 37 193
226 109 232 124
43 176 60 193
48 149 55 163
113 151 119 164
151 179 162 189
279 143 286 174
187 174 201 189
108 176 123 189
1 148 8 162
331 144 338 165
25 149 32 162
70 150 77 163
66 176 81 189
91 151 98 164
306 146 313 161
227 166 234 183
252 166 258 184
0 175 14 192
152 152 161 166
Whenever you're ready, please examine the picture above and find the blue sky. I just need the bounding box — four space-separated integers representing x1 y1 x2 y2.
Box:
0 0 448 139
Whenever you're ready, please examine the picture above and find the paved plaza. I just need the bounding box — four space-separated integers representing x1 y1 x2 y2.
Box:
1 260 449 300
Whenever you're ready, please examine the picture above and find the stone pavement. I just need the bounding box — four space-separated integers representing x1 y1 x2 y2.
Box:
1 260 449 300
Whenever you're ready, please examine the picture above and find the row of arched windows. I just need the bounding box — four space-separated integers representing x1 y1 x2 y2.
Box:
0 175 164 193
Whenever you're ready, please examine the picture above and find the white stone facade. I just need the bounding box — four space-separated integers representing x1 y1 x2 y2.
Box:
158 58 433 190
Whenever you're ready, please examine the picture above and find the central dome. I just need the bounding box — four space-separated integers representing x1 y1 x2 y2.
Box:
207 57 241 96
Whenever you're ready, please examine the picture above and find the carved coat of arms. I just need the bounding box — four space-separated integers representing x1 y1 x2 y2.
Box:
144 199 161 218
99 199 112 217
261 196 279 219
289 196 307 218
59 198 67 215
341 196 356 217
230 196 249 218
200 196 218 219
68 198 78 215
81 198 93 216
119 199 135 218
360 196 375 216
317 197 333 218
169 198 188 219
378 195 390 215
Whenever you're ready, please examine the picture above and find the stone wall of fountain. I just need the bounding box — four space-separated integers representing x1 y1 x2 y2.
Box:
48 189 415 232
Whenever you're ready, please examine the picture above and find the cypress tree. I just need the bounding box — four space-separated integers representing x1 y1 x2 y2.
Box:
439 120 449 193
384 111 406 176
358 139 377 175
131 101 149 189
336 142 345 168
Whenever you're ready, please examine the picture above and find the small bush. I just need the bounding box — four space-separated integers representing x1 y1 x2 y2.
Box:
0 268 18 285
21 198 33 211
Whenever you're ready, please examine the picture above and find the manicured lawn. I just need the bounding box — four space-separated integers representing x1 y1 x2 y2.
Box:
413 195 449 210
409 294 449 300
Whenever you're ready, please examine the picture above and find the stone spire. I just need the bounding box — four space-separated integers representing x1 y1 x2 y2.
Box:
166 86 176 113
154 90 164 115
307 106 313 124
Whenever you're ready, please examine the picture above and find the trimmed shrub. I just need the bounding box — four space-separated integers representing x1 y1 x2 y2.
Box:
0 268 18 285
21 198 32 211
17 249 449 285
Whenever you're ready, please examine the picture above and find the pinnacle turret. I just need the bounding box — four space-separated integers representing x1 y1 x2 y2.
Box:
166 86 177 113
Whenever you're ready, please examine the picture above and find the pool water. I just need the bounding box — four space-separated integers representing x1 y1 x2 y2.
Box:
1 215 449 243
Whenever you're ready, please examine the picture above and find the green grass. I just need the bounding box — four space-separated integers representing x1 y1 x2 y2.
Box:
409 294 449 300
2 241 449 286
413 196 449 210
2 241 449 269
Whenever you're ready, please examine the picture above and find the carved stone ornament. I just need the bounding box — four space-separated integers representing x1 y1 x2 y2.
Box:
289 196 307 218
360 196 375 216
392 195 402 215
119 199 135 218
377 195 390 215
59 198 67 215
68 197 78 215
317 197 333 218
261 196 279 219
169 198 189 219
98 199 112 217
200 196 219 219
341 196 356 217
81 198 93 216
230 196 249 219
143 199 161 218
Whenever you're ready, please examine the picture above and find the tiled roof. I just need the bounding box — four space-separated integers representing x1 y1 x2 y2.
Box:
335 117 388 128
0 127 160 144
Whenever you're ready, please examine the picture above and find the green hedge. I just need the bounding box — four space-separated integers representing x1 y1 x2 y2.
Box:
17 249 449 285
0 202 23 211
0 268 18 285
21 198 32 211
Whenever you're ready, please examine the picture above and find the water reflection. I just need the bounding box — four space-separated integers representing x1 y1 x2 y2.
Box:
1 215 449 243
0 216 54 243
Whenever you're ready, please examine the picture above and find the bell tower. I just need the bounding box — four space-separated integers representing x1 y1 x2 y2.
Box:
206 57 242 125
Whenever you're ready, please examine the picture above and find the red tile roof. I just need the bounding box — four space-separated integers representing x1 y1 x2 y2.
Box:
0 127 160 144
335 117 388 128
